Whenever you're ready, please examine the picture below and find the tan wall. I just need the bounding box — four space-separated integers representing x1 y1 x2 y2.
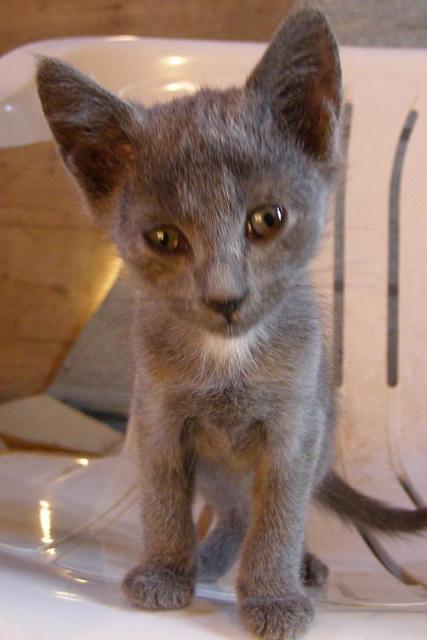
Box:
1 1 293 399
1 0 294 55
0 142 120 398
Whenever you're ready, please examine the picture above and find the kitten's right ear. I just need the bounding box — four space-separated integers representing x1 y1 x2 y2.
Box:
246 9 342 162
36 58 141 220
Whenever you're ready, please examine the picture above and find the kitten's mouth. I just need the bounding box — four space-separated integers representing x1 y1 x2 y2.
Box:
224 322 243 336
193 302 257 337
208 314 249 337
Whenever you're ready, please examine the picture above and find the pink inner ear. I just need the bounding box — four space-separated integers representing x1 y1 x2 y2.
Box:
122 143 136 161
318 38 342 118
299 41 342 160
59 123 138 203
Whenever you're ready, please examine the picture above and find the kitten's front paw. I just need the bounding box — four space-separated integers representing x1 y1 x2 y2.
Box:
239 593 314 640
122 566 195 610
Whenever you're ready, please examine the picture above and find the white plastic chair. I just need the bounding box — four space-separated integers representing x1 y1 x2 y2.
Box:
1 37 427 638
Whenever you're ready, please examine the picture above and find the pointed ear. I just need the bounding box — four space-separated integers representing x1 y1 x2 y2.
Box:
246 9 342 161
36 58 140 217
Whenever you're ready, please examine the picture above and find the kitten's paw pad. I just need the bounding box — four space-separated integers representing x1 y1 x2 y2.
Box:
301 552 329 587
239 594 314 640
122 566 195 610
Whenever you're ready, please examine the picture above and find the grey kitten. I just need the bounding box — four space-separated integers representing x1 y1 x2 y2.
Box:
37 8 427 639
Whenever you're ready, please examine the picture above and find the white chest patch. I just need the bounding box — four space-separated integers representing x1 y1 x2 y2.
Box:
200 328 260 374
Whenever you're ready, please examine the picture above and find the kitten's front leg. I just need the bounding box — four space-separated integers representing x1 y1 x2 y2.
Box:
237 432 317 640
122 403 196 611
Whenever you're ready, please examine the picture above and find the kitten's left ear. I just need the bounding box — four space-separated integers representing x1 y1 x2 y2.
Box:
246 9 342 161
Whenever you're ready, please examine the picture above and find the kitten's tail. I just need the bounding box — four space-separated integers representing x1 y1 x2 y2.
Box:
317 471 427 534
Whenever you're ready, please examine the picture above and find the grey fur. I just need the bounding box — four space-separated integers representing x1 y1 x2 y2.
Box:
36 7 427 639
318 471 427 533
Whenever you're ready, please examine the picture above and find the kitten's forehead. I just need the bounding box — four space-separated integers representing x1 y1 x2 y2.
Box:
134 89 258 221
133 87 322 223
144 88 261 161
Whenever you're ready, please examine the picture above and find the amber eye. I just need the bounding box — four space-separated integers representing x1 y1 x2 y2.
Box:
246 204 286 240
144 227 188 253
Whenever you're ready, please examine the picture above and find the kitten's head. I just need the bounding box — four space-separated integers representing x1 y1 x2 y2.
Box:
37 9 341 337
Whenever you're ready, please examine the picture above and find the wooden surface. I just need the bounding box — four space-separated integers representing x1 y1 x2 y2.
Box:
0 142 119 398
1 0 294 56
0 394 123 455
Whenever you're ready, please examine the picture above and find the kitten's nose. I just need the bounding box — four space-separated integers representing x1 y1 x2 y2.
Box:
203 295 246 318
